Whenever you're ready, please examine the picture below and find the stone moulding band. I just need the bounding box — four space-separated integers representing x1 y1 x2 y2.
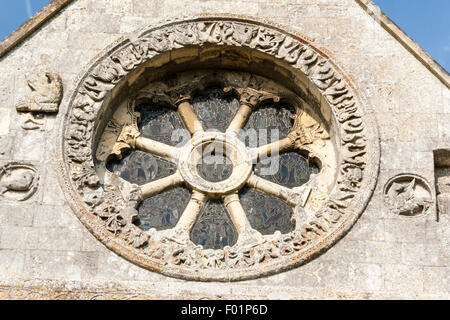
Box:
56 16 380 281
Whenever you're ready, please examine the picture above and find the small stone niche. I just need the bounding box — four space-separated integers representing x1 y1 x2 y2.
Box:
434 149 450 215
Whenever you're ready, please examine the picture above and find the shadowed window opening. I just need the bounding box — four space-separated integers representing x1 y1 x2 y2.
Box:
136 104 185 146
239 187 294 235
197 152 233 182
239 103 295 147
255 151 320 188
135 187 191 231
190 200 238 249
106 150 177 185
192 87 240 133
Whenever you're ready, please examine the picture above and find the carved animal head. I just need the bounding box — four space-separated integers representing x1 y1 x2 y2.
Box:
28 72 63 100
392 179 416 196
1 169 35 192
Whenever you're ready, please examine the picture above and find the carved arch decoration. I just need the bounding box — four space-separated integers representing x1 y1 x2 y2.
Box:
56 17 380 281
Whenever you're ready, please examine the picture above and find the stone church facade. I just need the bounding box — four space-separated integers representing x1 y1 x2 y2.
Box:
0 0 448 299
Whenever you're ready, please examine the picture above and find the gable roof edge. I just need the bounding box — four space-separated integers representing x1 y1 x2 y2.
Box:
0 0 448 88
0 0 74 60
355 0 449 88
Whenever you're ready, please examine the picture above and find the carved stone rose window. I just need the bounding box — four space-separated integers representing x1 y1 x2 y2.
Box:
97 70 330 250
58 17 380 281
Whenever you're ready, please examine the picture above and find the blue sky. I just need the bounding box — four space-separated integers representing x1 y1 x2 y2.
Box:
0 0 449 71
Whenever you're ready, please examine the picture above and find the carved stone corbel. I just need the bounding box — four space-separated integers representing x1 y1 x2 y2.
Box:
224 86 280 133
288 104 330 149
224 86 280 108
109 124 140 161
16 72 63 130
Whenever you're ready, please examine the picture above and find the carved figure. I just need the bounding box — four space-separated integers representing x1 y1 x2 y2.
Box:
0 164 39 201
289 104 330 148
0 170 34 193
385 175 433 216
16 72 63 113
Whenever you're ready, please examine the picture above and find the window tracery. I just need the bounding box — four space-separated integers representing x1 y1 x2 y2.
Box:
58 18 380 281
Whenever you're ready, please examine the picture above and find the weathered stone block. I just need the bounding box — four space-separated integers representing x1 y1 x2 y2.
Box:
0 204 35 227
24 250 99 280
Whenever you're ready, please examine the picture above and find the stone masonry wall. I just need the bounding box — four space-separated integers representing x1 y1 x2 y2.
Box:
0 0 448 299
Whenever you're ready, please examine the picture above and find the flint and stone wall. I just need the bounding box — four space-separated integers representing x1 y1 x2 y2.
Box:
0 0 448 299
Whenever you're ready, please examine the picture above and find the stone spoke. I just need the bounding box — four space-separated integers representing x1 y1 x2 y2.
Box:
140 171 184 199
226 103 253 134
246 173 311 207
176 99 204 137
225 87 280 135
135 136 180 163
174 191 207 232
152 191 207 245
223 193 265 246
249 137 293 162
110 124 181 163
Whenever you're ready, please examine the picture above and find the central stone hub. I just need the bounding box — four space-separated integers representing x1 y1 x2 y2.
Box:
178 132 253 197
196 151 233 182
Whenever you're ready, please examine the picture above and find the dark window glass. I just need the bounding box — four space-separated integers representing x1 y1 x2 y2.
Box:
192 87 240 133
239 103 295 147
106 150 177 185
255 152 319 188
137 104 185 146
197 153 233 182
239 187 294 235
190 200 238 249
135 187 191 231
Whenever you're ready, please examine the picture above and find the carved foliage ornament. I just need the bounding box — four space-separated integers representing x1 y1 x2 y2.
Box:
57 18 379 281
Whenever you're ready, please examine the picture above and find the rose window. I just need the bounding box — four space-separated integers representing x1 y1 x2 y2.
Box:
97 70 331 253
60 19 379 281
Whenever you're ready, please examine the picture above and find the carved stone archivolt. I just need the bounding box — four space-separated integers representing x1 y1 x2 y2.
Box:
56 17 379 281
384 174 433 217
0 163 39 201
16 72 63 130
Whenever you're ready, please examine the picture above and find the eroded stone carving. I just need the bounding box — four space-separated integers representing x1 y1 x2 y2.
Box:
16 73 63 112
57 18 379 281
109 125 141 161
289 104 330 148
16 72 63 130
0 163 39 201
384 174 433 217
20 113 46 130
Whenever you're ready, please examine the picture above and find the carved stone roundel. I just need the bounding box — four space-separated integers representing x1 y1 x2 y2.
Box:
384 174 433 217
57 17 380 281
0 163 39 201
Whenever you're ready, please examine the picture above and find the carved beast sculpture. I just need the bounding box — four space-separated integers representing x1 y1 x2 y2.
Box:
0 169 35 194
16 72 63 113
